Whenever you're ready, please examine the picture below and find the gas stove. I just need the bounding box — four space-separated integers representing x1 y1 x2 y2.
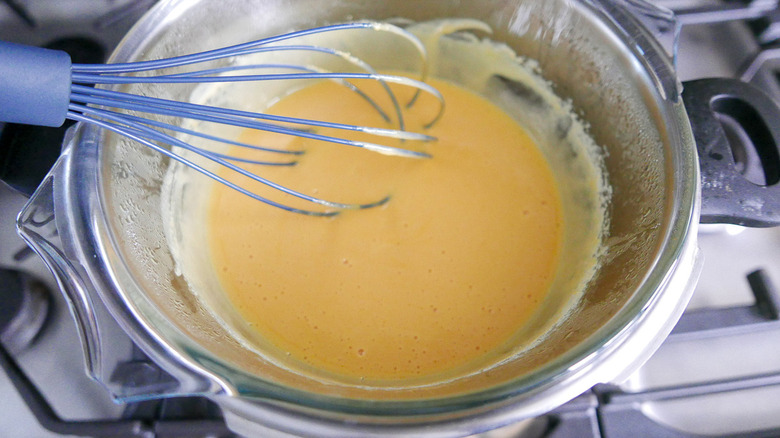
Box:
1 1 780 437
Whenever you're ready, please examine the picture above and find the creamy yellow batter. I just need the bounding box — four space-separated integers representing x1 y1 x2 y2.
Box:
207 77 563 380
162 19 608 386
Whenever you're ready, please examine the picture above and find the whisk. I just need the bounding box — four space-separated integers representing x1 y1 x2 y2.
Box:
0 22 444 216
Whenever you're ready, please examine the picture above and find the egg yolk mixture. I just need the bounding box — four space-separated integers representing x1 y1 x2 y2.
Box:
207 77 563 381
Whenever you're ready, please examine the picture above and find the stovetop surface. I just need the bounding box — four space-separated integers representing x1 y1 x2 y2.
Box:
1 1 780 437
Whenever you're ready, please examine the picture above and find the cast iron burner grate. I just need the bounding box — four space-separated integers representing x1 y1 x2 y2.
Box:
0 341 234 438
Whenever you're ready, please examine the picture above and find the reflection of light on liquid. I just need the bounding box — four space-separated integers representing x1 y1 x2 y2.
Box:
698 223 746 236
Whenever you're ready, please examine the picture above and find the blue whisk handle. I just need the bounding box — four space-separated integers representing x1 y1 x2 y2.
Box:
0 41 71 127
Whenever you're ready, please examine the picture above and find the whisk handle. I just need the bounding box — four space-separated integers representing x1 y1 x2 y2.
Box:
0 41 71 127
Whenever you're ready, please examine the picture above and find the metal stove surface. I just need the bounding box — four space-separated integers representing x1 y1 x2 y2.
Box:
1 1 780 437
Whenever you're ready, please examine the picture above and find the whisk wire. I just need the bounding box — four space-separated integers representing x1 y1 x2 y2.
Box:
68 105 389 216
69 84 436 157
157 63 396 123
116 112 305 158
70 71 444 135
75 43 414 132
69 22 425 75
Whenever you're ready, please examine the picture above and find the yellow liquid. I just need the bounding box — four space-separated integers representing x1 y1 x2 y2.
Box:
207 77 563 381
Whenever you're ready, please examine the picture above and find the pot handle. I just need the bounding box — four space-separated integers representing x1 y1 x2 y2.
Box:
682 78 780 227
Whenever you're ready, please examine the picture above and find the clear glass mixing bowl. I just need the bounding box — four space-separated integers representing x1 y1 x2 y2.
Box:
18 0 703 436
